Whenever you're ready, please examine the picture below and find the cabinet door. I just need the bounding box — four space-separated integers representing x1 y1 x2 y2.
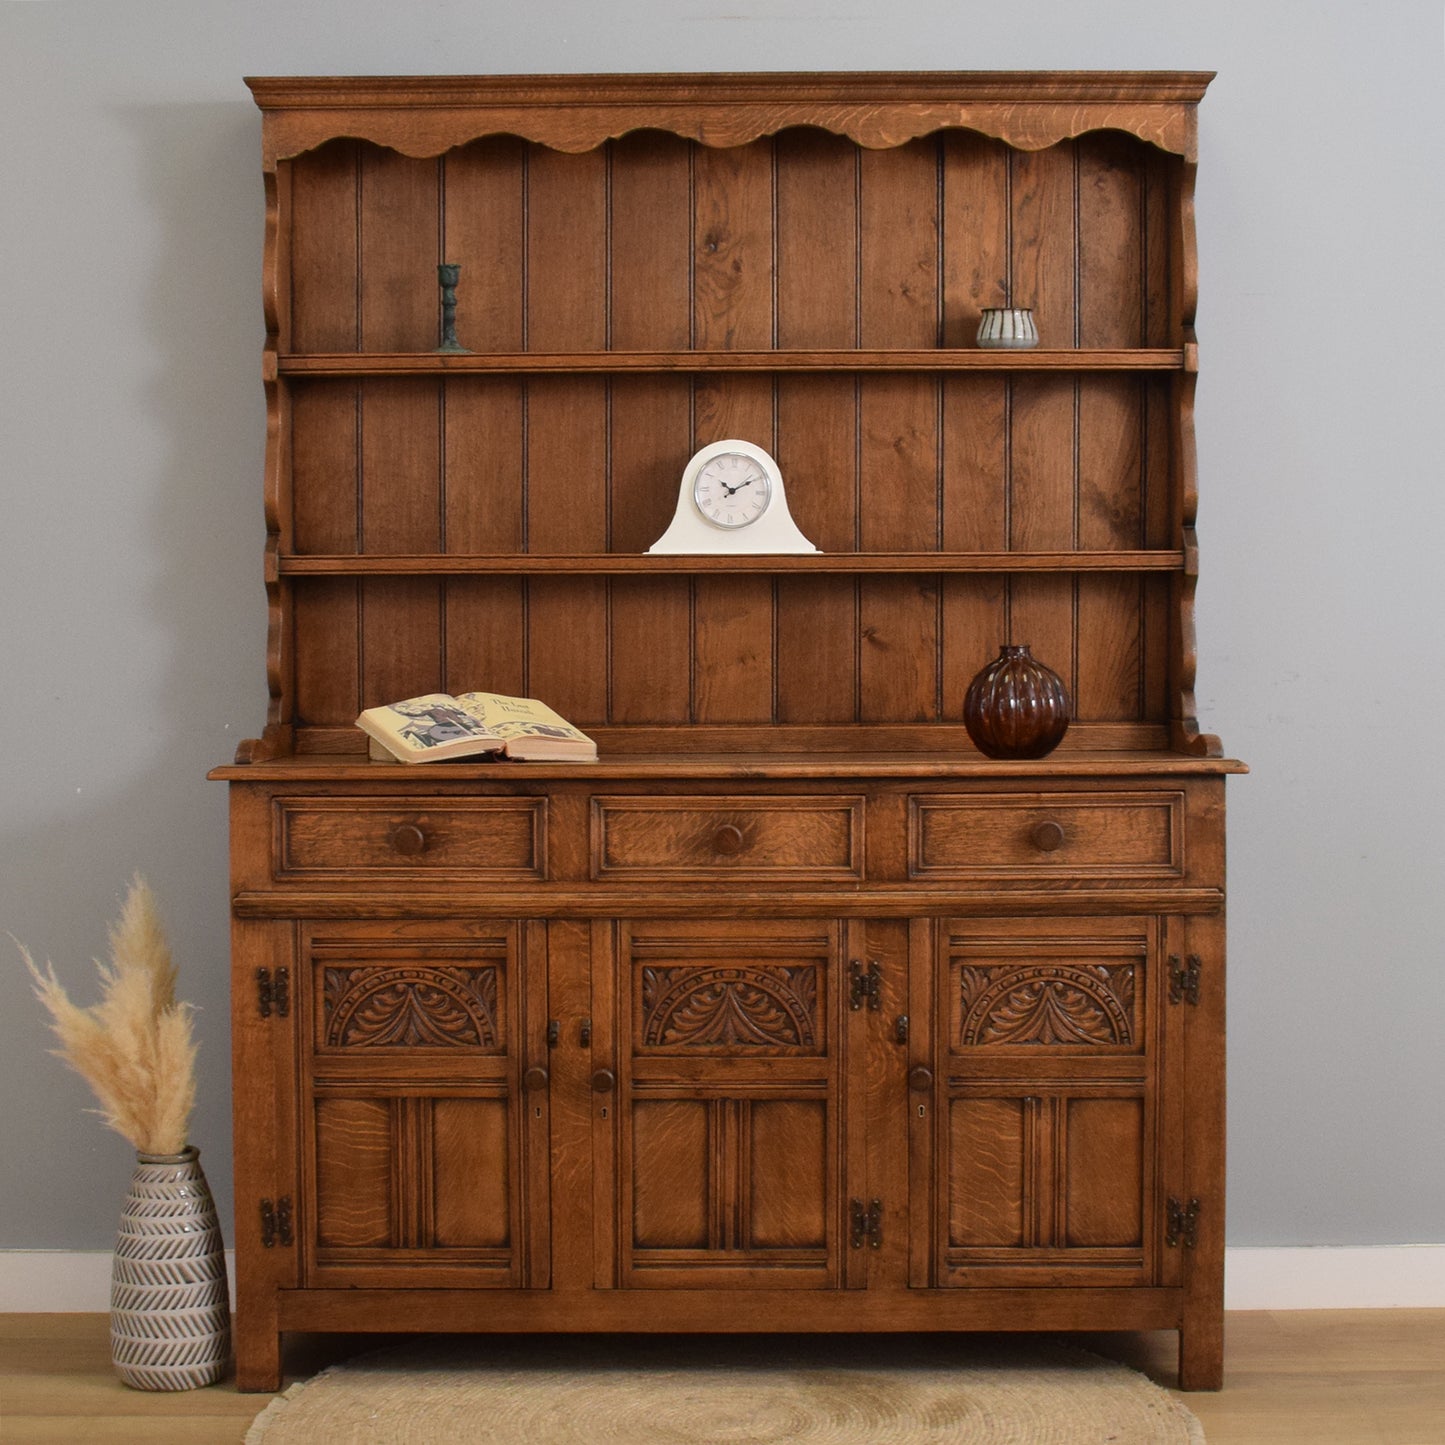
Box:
908 916 1185 1289
298 921 550 1289
591 919 866 1289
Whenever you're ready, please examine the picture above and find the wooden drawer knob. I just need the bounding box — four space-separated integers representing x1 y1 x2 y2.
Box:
591 1068 617 1094
711 824 745 856
390 823 428 856
908 1066 933 1093
1030 820 1066 853
522 1066 549 1091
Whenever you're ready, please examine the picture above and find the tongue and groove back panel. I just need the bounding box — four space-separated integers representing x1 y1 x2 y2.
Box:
275 124 1184 751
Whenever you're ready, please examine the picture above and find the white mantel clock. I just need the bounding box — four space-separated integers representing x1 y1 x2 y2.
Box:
647 439 819 555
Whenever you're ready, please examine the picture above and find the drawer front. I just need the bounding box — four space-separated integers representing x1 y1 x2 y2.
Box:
592 796 864 881
909 791 1184 880
275 798 546 879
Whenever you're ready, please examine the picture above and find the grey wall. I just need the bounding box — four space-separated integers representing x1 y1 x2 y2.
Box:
3 0 1442 1251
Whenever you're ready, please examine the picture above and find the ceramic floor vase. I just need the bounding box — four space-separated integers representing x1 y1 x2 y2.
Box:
111 1145 231 1390
963 644 1071 758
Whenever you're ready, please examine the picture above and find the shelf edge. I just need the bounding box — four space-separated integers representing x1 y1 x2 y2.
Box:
276 550 1187 577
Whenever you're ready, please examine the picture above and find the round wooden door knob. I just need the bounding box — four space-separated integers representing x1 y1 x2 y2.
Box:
1030 820 1066 853
590 1068 617 1093
390 823 428 856
908 1066 934 1093
522 1066 549 1091
711 824 745 856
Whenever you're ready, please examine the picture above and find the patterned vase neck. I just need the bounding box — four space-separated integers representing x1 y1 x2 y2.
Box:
135 1146 197 1165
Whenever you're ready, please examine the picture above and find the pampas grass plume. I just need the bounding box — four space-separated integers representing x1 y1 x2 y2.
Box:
18 877 196 1156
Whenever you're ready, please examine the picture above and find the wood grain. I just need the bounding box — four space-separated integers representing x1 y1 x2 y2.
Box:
941 132 1010 346
748 1100 827 1247
1064 1096 1145 1246
432 1097 510 1247
607 135 694 720
949 1097 1027 1246
514 145 611 717
314 1098 392 1248
692 375 774 723
773 129 860 723
442 138 526 353
1077 132 1144 349
526 146 607 352
631 1100 711 1249
358 150 439 352
693 140 774 350
288 140 359 352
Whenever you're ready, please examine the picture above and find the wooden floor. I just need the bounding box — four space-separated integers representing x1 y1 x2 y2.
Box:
2 1312 1442 1443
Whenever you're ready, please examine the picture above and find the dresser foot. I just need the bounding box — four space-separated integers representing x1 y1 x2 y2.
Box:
1177 1320 1224 1391
234 1319 283 1393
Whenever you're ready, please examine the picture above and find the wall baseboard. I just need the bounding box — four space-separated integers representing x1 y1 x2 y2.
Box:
0 1250 238 1312
1 1245 1441 1313
1222 1245 1445 1309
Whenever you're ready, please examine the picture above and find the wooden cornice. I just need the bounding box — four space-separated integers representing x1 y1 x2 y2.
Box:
244 71 1214 167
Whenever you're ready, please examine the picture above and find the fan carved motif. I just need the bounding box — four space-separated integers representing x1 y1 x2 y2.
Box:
323 965 500 1049
957 963 1135 1047
641 965 819 1052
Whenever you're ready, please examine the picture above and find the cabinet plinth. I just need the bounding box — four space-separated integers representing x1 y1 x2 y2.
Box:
221 70 1233 1394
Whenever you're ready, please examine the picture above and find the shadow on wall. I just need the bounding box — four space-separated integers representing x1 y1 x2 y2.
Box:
0 97 268 1248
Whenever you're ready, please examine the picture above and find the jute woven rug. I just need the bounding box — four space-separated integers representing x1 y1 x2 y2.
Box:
245 1336 1205 1444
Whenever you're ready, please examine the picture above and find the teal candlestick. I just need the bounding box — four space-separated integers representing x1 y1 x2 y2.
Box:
437 263 469 353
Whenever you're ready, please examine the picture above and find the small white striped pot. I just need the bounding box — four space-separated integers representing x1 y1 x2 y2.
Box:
110 1146 231 1390
976 306 1040 348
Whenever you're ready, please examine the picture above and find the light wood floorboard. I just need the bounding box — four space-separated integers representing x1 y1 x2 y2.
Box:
2 1311 1442 1444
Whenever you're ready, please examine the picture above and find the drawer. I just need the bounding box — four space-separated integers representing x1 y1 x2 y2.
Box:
909 791 1184 880
591 795 864 881
274 797 546 879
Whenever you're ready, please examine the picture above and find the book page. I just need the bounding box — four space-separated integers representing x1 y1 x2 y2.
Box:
454 692 591 744
362 694 499 752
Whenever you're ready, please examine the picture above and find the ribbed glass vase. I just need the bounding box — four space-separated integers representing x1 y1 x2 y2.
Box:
110 1146 231 1390
963 644 1071 759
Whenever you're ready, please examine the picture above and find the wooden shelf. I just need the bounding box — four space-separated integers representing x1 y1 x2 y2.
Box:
212 748 1247 783
276 550 1187 577
274 348 1188 377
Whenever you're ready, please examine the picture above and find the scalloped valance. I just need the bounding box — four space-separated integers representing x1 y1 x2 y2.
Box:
245 71 1212 167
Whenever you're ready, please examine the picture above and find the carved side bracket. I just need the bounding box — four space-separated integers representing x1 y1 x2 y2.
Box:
1168 152 1224 758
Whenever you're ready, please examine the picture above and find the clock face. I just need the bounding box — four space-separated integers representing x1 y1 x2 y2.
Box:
692 451 773 529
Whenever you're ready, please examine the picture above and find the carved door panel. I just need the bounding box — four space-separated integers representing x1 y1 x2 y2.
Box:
297 920 550 1289
908 916 1185 1289
591 919 866 1290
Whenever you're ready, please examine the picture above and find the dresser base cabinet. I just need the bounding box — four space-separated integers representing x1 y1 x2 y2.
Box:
220 765 1233 1392
220 71 1239 1392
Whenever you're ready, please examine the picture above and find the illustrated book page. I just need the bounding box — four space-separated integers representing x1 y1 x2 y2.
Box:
356 692 597 763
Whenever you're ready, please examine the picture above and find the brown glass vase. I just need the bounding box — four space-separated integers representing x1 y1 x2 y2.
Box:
963 644 1070 758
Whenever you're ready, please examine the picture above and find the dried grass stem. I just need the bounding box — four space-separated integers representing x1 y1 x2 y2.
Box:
17 877 196 1156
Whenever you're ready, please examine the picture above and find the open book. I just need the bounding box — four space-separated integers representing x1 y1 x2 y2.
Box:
356 692 597 763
